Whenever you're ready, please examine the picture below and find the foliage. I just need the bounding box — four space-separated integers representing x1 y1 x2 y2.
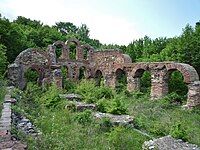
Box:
38 84 64 109
74 110 93 125
170 122 188 141
98 117 112 132
61 67 76 92
0 80 6 114
108 126 149 150
75 79 98 103
168 71 188 96
140 71 151 93
75 79 114 103
24 68 39 83
107 96 128 115
0 44 8 76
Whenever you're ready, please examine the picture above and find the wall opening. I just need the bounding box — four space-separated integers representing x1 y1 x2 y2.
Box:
24 68 40 84
83 47 89 60
167 70 188 103
140 71 151 93
55 45 62 60
115 68 127 93
79 66 86 80
133 69 151 93
95 70 103 86
69 42 77 60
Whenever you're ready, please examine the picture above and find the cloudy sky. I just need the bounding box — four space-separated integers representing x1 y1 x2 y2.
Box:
0 0 200 45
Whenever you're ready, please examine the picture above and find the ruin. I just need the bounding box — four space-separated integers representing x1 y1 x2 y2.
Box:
7 38 200 108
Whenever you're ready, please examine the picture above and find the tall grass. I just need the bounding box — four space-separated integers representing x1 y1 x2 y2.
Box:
0 79 6 114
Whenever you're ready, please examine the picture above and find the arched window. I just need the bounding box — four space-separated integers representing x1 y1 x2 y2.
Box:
95 70 103 86
115 68 127 93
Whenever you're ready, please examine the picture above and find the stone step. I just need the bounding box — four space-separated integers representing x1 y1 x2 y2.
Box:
93 112 134 126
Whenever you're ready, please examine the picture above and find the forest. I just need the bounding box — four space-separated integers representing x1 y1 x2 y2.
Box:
0 14 200 149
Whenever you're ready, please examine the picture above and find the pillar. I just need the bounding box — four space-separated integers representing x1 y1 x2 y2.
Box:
185 81 200 108
150 70 168 100
127 75 140 92
104 73 116 89
52 69 63 89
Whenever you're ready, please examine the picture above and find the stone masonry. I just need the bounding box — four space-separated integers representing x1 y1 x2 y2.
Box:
7 38 200 108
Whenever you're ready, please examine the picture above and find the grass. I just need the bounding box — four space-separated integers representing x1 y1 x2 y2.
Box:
125 92 200 145
0 79 6 114
11 81 200 149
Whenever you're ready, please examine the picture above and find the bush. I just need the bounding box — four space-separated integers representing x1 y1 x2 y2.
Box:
95 86 114 99
38 84 64 109
74 110 92 125
163 92 185 105
170 122 188 141
107 96 128 115
24 68 39 83
98 117 112 132
75 79 98 103
96 98 109 113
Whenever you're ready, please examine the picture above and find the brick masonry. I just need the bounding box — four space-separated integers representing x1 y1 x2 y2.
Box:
7 39 200 108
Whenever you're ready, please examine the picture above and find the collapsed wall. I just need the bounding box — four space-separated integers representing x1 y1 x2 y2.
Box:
7 39 200 108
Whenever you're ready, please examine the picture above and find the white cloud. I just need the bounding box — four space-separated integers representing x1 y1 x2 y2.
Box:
0 0 144 45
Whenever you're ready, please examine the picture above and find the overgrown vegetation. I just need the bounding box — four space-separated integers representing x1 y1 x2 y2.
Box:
10 80 200 149
0 80 6 114
0 14 200 149
11 82 150 149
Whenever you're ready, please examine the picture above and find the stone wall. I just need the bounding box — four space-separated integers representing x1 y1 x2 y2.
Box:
7 39 200 108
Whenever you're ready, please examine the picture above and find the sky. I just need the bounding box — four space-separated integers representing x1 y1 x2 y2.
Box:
0 0 200 45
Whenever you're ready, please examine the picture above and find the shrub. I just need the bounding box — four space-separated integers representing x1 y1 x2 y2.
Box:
24 68 39 83
163 92 185 105
170 122 188 141
75 79 98 103
107 96 128 115
38 84 64 109
98 117 112 132
74 110 92 125
96 98 109 113
95 86 114 99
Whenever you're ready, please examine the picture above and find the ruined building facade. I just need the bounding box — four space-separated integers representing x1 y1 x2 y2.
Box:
7 39 200 108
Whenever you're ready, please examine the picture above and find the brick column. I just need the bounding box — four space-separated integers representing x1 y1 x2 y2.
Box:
150 70 168 100
104 73 116 89
53 69 63 89
127 74 140 92
185 81 200 108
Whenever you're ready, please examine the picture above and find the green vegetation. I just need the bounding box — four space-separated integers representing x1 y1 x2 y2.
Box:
0 14 200 149
0 80 6 114
11 82 150 149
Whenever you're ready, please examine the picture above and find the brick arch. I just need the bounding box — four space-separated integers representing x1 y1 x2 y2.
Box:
131 63 149 77
81 44 94 60
94 70 104 86
53 41 68 59
23 64 45 87
65 38 82 60
165 63 199 83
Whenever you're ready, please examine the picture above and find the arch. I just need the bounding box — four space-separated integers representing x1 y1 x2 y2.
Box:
81 44 94 60
95 70 103 86
65 38 81 60
131 63 148 77
115 68 127 92
78 66 87 80
53 41 68 59
24 65 45 86
165 63 199 83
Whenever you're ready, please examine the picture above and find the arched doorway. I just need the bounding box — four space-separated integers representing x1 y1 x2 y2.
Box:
24 68 40 84
79 66 86 80
166 69 188 103
115 68 127 93
95 70 103 86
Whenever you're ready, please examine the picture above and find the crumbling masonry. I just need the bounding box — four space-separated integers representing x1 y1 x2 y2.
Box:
7 38 200 108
